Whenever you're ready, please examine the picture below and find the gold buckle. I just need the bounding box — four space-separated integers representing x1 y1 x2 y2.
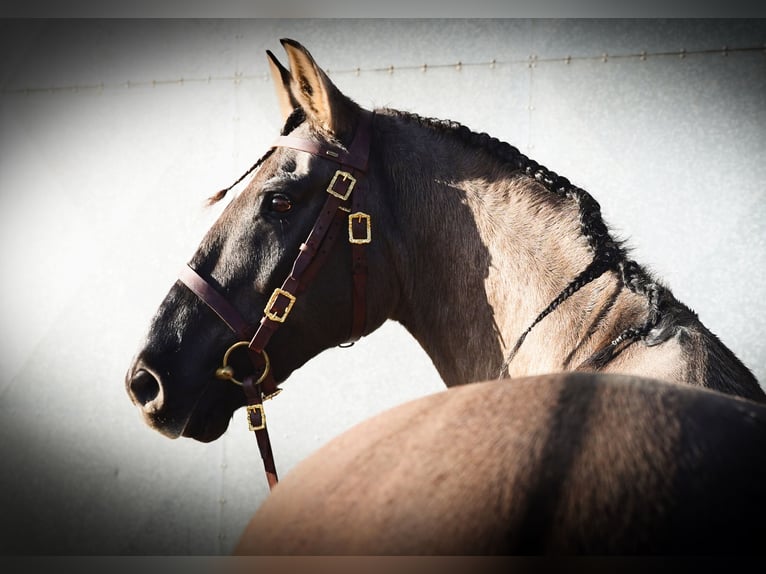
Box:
264 288 296 323
247 404 266 431
348 212 372 244
327 170 356 200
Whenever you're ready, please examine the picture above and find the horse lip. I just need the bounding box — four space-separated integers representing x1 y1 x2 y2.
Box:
141 398 189 440
180 402 234 443
179 379 240 442
153 417 186 440
181 411 230 443
127 353 267 443
128 364 239 442
134 405 187 440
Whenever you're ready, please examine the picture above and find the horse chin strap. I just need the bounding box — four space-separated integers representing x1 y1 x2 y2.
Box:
178 110 374 490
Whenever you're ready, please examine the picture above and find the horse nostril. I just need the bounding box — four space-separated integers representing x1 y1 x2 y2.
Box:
129 369 161 408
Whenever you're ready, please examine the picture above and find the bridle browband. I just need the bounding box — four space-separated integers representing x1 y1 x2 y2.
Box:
178 110 375 490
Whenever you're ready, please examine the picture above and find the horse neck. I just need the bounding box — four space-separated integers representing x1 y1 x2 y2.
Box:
377 113 649 386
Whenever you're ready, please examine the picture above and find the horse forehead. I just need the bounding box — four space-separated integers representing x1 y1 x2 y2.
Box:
292 149 313 174
277 121 326 170
268 142 318 179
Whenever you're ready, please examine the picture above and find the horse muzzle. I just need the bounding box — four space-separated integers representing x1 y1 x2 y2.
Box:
125 358 186 439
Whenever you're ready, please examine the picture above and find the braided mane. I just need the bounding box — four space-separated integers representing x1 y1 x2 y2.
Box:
209 105 665 372
207 108 308 205
386 109 666 373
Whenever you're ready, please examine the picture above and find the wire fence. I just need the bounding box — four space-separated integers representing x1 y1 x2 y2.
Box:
2 44 764 96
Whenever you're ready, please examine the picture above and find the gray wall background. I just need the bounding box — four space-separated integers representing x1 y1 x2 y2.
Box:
1 19 764 555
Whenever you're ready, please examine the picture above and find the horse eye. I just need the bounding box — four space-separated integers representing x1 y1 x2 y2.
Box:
269 194 292 213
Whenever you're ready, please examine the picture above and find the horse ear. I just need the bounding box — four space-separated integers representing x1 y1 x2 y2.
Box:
266 49 300 123
280 38 359 141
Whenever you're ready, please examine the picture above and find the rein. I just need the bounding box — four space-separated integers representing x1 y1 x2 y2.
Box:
179 110 374 490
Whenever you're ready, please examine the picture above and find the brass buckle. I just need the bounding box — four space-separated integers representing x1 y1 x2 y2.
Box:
348 212 372 244
246 404 266 431
215 342 271 387
327 170 356 201
264 288 296 323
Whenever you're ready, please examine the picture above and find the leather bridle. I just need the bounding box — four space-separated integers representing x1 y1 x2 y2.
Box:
178 110 374 490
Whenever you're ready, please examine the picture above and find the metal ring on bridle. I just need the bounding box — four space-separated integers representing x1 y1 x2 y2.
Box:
215 341 271 387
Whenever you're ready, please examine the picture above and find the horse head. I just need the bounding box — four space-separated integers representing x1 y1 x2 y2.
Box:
126 39 397 442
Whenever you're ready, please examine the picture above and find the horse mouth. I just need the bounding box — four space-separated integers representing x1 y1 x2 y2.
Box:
181 411 232 443
180 380 245 443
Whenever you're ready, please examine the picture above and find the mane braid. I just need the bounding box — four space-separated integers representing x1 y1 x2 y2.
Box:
207 108 308 205
206 149 275 205
388 110 666 374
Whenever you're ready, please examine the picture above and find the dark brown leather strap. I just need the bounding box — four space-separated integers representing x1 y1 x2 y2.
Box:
272 135 369 172
344 114 372 343
248 348 280 400
347 179 369 342
295 206 348 292
247 192 347 354
242 375 278 489
249 110 373 353
178 265 252 339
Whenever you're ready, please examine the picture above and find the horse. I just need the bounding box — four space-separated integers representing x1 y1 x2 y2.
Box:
234 372 766 555
124 38 765 552
126 37 763 440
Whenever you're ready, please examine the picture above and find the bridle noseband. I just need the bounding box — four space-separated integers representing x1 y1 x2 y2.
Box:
178 110 374 490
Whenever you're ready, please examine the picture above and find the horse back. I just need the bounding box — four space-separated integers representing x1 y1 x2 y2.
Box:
236 373 766 555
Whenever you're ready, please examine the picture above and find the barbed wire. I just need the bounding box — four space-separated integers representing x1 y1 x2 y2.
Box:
2 44 763 96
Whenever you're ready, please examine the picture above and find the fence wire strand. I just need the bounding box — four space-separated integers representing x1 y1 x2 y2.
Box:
2 44 764 96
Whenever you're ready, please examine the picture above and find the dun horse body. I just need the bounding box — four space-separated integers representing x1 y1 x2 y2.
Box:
236 373 766 554
126 39 765 554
